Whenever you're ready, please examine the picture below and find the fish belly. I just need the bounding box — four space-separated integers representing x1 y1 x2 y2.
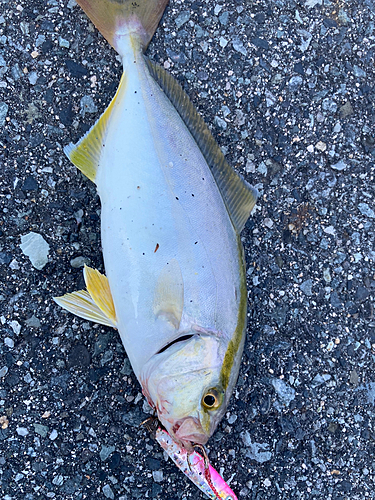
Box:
97 56 242 379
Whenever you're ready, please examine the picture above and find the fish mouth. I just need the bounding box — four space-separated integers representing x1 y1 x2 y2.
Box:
173 417 209 447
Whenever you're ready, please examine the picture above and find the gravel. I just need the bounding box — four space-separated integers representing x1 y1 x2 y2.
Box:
1 0 374 499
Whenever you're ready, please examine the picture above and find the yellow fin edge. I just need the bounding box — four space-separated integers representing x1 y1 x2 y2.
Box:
64 72 128 183
53 266 117 329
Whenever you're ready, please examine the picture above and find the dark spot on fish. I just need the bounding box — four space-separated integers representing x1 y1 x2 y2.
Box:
202 177 205 180
154 243 159 253
195 241 198 244
192 193 194 196
176 197 179 200
134 90 137 93
137 186 140 189
142 252 145 255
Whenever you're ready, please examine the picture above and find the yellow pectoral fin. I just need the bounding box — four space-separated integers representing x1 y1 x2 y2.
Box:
54 266 117 329
153 259 184 329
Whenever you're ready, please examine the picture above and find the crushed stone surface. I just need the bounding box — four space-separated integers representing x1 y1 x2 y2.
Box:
0 0 374 499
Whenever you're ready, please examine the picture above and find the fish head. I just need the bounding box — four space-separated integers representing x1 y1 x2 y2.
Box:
141 334 230 450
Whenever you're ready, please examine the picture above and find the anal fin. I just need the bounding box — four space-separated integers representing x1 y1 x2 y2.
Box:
54 266 117 329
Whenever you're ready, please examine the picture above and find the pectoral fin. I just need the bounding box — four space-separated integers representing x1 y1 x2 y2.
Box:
54 266 117 328
153 259 184 329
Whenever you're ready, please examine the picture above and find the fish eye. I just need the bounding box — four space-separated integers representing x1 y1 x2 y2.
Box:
202 388 222 410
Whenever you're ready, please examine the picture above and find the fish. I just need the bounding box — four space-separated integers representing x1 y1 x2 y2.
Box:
54 0 257 453
155 427 237 500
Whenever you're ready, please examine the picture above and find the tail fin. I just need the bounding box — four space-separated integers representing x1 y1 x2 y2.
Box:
76 0 169 54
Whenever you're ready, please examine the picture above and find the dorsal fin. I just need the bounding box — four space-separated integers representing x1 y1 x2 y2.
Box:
64 72 127 183
145 58 258 233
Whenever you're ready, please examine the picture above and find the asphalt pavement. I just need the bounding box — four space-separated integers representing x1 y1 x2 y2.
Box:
0 0 374 499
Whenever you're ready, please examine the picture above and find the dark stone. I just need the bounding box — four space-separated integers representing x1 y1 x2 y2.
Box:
108 452 121 470
330 291 343 309
0 252 12 265
44 88 54 103
41 39 53 54
338 481 352 492
166 49 186 64
5 372 20 387
294 62 305 75
67 345 91 369
255 13 265 23
22 175 38 191
146 458 161 471
253 95 261 107
29 134 43 147
59 104 73 126
252 37 269 50
65 59 88 78
323 18 338 28
152 483 163 498
354 285 370 302
41 20 54 31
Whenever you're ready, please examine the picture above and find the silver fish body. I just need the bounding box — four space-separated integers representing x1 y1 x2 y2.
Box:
54 0 257 449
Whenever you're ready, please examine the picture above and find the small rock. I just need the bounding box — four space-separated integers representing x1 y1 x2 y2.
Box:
152 470 164 483
0 102 8 125
315 141 327 152
339 101 354 118
100 445 115 461
350 369 359 386
322 98 337 113
219 37 228 48
58 37 70 48
34 423 49 437
214 116 227 130
330 291 343 308
219 11 229 25
102 484 115 500
22 175 38 191
288 76 303 91
28 71 38 85
80 95 97 117
323 268 331 283
241 431 272 463
16 427 29 436
0 366 9 378
263 218 274 228
232 38 247 56
358 203 375 218
70 256 90 268
175 11 190 29
25 315 41 328
353 65 366 78
68 345 91 368
311 373 331 388
300 279 313 296
331 160 347 171
4 338 14 348
20 232 49 270
49 429 58 440
355 286 369 302
9 320 21 335
271 378 296 406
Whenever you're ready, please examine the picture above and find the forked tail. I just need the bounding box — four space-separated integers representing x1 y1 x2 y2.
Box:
76 0 169 55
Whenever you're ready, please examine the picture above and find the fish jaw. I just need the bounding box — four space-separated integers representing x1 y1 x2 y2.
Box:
173 416 208 448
